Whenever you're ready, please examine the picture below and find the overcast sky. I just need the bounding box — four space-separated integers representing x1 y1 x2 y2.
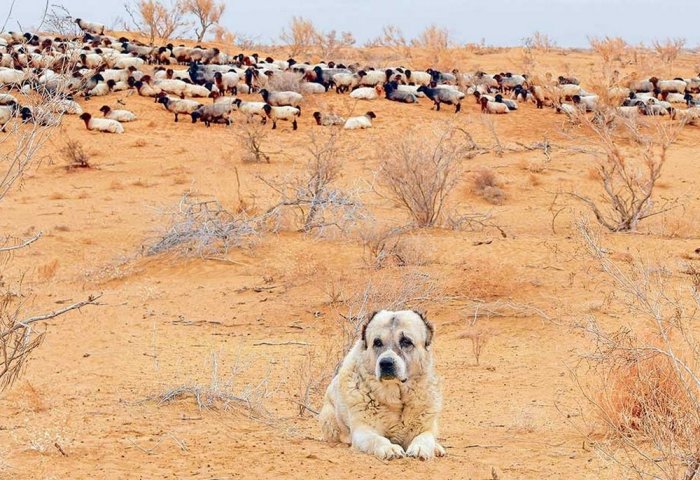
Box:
5 0 700 47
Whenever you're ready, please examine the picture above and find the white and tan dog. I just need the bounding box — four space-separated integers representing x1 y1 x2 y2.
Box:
320 310 444 460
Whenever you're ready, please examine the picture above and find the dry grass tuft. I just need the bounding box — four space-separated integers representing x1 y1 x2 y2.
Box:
61 139 91 170
471 167 506 205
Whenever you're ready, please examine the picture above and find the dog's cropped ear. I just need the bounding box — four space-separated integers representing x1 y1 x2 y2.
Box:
361 311 380 349
413 309 434 347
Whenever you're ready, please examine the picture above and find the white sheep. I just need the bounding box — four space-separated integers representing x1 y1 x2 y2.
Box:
79 112 123 133
313 112 345 126
0 68 25 87
650 77 687 94
50 99 83 115
184 83 213 98
262 104 300 130
153 78 189 97
357 70 386 87
301 82 327 95
403 69 432 86
113 55 145 70
344 111 376 129
156 95 202 122
232 99 268 123
0 93 17 105
332 72 360 93
99 105 137 122
480 97 509 114
260 89 303 110
350 86 382 100
0 104 16 131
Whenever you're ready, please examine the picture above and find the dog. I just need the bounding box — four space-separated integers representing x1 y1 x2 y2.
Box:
319 309 444 460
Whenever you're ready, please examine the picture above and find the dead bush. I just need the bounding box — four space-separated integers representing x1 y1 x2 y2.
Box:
182 0 225 42
411 25 451 64
522 31 557 52
463 324 490 366
149 352 272 419
379 124 464 227
315 30 355 60
365 25 411 60
261 131 365 235
125 0 190 44
563 109 683 232
589 36 627 69
652 38 686 76
471 167 506 205
235 121 278 163
145 193 263 257
279 16 316 58
359 225 428 269
574 220 700 480
287 346 336 417
61 138 91 169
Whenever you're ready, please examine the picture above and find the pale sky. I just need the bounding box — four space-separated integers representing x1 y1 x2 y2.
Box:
5 0 700 48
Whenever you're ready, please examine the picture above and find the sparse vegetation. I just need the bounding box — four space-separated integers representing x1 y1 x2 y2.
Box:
471 167 506 205
125 0 189 44
182 0 225 42
61 138 91 169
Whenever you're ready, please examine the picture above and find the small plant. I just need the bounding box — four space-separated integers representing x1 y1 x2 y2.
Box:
61 138 91 169
379 124 464 227
463 325 490 366
471 167 506 205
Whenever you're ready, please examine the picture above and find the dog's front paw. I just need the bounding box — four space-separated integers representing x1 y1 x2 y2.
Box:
406 434 445 460
375 443 405 460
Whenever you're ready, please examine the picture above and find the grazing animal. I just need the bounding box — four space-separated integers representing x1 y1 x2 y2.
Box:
320 310 444 460
480 96 509 114
262 104 300 130
384 81 418 103
156 94 202 122
417 86 464 113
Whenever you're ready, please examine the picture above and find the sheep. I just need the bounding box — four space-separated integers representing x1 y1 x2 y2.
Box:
480 96 509 114
79 112 123 133
672 107 700 124
572 95 598 112
134 80 162 98
0 102 17 131
623 91 655 106
313 111 345 126
639 103 670 116
0 67 25 87
417 85 464 112
85 81 110 98
156 95 203 122
151 77 189 97
100 68 129 83
658 91 686 104
331 72 360 93
262 104 300 130
383 81 418 103
558 75 580 85
106 79 129 92
649 77 687 94
75 19 105 35
628 78 654 92
344 111 376 130
154 67 191 81
494 73 526 92
209 91 238 107
232 99 268 123
427 68 457 86
396 85 426 97
473 91 495 104
113 54 145 70
259 89 303 112
403 69 432 86
684 92 700 107
191 104 232 127
50 98 83 115
79 52 104 69
495 94 518 110
556 103 577 116
616 106 639 118
213 71 240 95
350 85 382 100
300 82 327 94
99 105 136 122
184 82 214 98
357 70 387 87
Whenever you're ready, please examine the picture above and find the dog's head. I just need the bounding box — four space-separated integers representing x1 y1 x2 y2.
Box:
361 310 434 383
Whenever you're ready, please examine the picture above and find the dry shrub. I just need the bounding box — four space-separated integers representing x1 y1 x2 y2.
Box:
235 121 277 163
261 131 366 235
411 24 451 65
359 225 428 269
267 71 303 93
61 138 91 169
287 346 336 417
365 25 411 61
316 30 356 60
471 167 506 205
125 0 189 44
211 24 235 44
463 323 491 366
522 31 557 52
145 193 263 257
379 123 464 227
574 220 700 480
652 38 686 76
182 0 225 42
149 352 273 419
279 16 316 58
589 36 627 68
565 109 683 232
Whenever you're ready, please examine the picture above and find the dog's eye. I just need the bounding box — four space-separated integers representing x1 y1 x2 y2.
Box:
373 338 383 348
400 337 413 349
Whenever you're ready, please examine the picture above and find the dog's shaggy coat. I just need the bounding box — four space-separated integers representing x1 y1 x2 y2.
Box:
320 310 444 460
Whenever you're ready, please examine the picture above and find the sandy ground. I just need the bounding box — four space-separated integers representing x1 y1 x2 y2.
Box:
1 45 699 479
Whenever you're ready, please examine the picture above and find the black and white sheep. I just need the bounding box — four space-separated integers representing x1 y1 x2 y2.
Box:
78 112 123 133
344 111 376 129
262 104 300 130
99 105 137 122
417 85 465 112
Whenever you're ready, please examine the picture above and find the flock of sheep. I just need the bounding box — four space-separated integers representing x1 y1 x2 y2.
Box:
2 17 700 135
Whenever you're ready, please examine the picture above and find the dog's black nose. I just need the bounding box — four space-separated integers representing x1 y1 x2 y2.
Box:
379 358 395 371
